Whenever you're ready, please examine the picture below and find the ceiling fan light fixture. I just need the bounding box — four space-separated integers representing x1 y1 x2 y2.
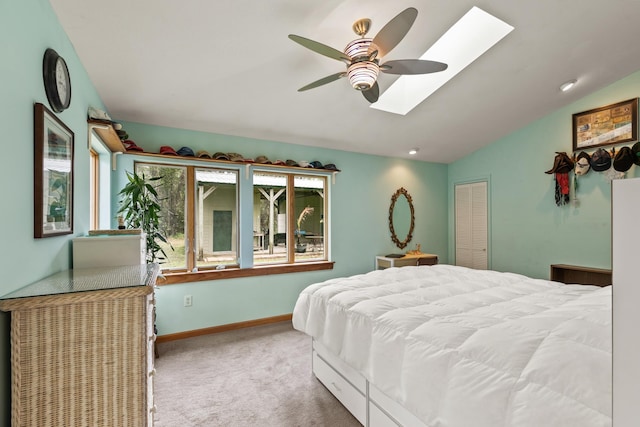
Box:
348 61 380 90
345 38 374 60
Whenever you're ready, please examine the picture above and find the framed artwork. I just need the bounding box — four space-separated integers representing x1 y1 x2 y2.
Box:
34 103 74 238
572 98 638 151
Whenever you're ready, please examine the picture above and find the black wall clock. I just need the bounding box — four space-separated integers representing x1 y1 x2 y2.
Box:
43 48 71 113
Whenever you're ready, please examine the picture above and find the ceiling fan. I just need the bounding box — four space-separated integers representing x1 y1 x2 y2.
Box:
288 7 448 103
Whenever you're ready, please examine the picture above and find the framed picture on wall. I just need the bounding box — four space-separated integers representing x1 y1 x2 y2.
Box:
34 102 74 238
572 98 638 151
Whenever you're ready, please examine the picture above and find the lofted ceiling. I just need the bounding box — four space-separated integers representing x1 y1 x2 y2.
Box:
50 0 640 164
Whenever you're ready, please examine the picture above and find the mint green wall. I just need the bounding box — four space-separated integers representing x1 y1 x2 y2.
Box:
113 122 449 335
2 1 636 423
0 1 111 424
448 71 640 280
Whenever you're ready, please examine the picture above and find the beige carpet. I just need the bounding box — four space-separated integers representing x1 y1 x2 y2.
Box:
154 321 361 427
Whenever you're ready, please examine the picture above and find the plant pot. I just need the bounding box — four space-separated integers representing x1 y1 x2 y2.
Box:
295 244 307 253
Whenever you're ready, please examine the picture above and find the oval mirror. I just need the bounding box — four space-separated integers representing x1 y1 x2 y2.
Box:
388 187 415 249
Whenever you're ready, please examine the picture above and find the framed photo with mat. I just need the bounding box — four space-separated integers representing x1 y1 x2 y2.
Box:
34 102 74 238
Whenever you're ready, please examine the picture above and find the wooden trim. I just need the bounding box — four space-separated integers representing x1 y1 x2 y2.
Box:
186 167 196 272
121 151 340 175
158 261 334 285
89 148 99 229
156 313 293 343
287 174 295 261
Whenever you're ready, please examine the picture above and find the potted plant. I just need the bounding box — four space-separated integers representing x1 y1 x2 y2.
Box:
295 206 314 253
118 170 172 263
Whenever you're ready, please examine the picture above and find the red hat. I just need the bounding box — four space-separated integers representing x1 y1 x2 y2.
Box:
159 145 178 155
123 140 143 152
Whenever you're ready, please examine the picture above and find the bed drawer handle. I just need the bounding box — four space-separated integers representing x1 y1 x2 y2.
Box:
331 381 342 393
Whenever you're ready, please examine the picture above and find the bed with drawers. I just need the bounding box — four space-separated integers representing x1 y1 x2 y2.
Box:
292 264 611 427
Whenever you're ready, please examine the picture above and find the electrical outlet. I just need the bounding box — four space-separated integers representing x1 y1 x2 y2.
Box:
183 295 193 307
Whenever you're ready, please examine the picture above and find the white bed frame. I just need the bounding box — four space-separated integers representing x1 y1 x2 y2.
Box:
312 340 428 427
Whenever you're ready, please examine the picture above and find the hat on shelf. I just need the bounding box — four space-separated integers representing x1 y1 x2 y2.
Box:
227 153 244 162
272 159 286 165
590 148 611 172
310 161 324 169
159 145 178 155
255 155 272 164
87 106 112 121
196 150 212 158
213 152 230 160
177 146 195 157
324 163 340 171
613 146 634 172
574 151 591 176
298 160 313 168
285 159 299 167
123 140 143 152
116 129 128 140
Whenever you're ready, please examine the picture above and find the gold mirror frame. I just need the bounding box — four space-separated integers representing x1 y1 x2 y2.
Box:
388 187 415 249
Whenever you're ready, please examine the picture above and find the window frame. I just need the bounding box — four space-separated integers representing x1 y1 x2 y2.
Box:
129 158 334 284
89 148 99 229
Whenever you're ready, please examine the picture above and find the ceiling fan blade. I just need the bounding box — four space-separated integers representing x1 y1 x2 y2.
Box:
371 7 418 58
380 59 448 75
362 82 379 103
288 34 351 62
298 72 346 92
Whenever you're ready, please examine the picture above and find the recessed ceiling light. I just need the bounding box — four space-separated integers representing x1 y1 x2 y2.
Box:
409 148 418 155
560 79 577 92
371 7 514 115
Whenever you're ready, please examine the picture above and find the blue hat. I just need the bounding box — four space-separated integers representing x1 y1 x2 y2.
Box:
177 146 195 156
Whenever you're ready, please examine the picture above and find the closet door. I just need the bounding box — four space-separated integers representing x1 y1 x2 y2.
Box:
455 181 488 269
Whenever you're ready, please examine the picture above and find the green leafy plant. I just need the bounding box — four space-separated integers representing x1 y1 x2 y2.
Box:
118 171 172 263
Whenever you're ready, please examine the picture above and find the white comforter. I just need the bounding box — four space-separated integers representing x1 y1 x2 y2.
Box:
292 264 611 427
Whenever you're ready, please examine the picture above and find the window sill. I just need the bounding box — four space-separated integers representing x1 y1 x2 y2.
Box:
157 261 335 285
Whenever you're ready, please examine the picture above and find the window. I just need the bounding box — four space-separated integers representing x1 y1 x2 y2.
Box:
134 163 239 272
293 174 326 262
133 160 332 282
89 130 114 230
195 168 238 269
89 148 99 229
253 172 327 265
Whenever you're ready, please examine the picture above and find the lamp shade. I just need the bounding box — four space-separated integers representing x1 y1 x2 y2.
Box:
347 61 379 90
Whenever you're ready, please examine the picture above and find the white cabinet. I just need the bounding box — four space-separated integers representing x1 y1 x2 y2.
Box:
73 233 146 268
612 177 640 427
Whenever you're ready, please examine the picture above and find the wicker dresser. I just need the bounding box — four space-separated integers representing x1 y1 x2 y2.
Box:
0 264 159 427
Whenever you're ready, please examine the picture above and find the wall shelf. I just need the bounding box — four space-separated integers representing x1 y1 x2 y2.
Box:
88 119 126 152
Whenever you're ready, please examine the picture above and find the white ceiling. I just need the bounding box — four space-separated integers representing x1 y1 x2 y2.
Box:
50 0 640 164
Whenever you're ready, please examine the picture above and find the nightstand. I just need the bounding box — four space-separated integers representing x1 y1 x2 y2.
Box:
376 253 438 269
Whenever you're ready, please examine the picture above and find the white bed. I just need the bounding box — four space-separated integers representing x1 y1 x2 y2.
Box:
292 264 611 427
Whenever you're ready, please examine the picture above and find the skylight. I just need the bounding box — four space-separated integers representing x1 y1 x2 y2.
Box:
371 6 514 115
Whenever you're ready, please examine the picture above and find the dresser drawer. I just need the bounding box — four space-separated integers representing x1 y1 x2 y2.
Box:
313 351 366 425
